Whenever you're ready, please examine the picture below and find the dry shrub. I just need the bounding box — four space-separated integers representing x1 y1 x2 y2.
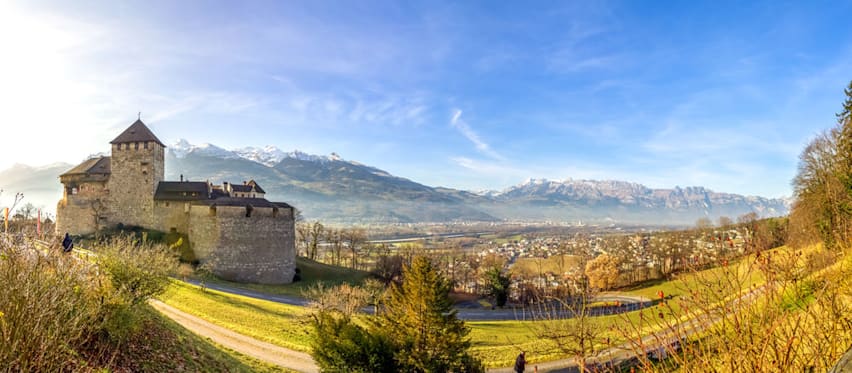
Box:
615 246 852 372
0 234 177 371
0 236 102 372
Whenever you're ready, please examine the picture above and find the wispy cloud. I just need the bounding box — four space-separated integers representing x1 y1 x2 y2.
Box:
450 109 504 160
452 156 521 176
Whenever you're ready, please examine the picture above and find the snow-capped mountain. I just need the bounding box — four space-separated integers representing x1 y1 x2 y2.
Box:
492 178 789 220
173 139 350 167
234 146 288 166
171 139 241 160
1 139 790 225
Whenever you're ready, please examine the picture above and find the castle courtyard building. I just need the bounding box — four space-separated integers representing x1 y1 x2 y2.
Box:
57 119 296 284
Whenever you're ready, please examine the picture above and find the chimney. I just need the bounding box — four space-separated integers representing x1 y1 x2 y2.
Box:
180 174 184 182
243 181 247 185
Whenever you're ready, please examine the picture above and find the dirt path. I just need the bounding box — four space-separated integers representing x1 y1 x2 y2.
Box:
150 300 319 373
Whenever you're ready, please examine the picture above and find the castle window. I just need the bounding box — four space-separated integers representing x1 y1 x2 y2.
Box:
144 141 149 149
209 205 217 216
165 202 170 207
71 187 78 195
272 207 279 217
134 142 139 150
245 205 253 218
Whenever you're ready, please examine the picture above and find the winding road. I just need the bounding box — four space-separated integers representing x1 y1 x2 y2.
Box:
182 279 653 321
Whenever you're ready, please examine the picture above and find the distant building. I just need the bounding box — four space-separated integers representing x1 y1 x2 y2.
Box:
56 119 296 284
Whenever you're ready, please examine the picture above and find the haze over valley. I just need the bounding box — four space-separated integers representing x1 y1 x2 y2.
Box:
1 138 788 225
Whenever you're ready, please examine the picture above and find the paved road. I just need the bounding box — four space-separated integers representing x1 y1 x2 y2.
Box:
182 279 652 321
151 299 318 373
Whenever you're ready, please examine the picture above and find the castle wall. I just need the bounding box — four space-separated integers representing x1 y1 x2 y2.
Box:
151 201 191 233
56 175 110 235
188 204 296 284
107 141 164 228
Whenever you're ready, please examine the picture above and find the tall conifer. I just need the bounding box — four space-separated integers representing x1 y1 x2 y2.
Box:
377 256 482 372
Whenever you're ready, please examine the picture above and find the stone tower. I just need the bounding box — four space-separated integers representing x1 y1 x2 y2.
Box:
106 119 165 228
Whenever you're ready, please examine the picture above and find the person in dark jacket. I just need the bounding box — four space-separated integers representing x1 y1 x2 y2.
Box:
61 233 73 253
514 351 526 373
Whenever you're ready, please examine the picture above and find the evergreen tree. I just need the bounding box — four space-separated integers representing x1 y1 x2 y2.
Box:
309 311 397 373
837 80 852 126
833 80 852 245
482 266 511 307
377 256 483 372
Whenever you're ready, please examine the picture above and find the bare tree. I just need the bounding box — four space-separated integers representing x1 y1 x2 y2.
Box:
530 281 605 372
695 217 713 231
325 228 344 266
90 198 107 236
308 221 324 260
296 222 311 257
342 228 367 269
13 203 36 221
585 254 620 290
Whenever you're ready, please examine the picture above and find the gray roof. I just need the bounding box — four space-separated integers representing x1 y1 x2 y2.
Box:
110 119 165 147
247 180 266 194
228 180 265 194
154 181 209 201
60 156 111 177
231 184 253 193
194 197 291 209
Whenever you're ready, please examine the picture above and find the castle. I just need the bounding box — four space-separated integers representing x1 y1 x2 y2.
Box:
56 119 296 284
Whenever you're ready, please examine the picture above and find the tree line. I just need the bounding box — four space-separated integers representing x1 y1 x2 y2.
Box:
789 80 852 250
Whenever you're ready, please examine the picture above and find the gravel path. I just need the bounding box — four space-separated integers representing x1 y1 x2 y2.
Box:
150 299 319 373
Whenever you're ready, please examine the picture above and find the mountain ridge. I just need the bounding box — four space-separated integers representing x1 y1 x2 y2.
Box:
0 139 790 225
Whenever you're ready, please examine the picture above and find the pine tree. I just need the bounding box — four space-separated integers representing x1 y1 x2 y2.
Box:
837 80 852 126
482 266 510 307
834 80 852 245
377 256 483 372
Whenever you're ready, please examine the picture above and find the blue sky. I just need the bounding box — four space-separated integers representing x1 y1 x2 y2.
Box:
2 1 852 198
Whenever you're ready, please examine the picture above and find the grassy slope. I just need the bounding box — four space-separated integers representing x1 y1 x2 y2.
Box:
198 256 371 297
161 248 802 368
109 306 285 372
161 281 312 352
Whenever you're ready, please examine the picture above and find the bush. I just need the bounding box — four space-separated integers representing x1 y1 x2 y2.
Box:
95 237 177 307
165 232 196 265
0 236 102 371
0 234 180 369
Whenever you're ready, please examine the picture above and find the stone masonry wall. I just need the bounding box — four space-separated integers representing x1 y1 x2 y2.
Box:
188 204 296 284
107 142 164 228
151 201 191 234
56 175 110 235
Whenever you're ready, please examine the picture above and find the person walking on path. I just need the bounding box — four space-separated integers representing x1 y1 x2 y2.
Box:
514 351 526 373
